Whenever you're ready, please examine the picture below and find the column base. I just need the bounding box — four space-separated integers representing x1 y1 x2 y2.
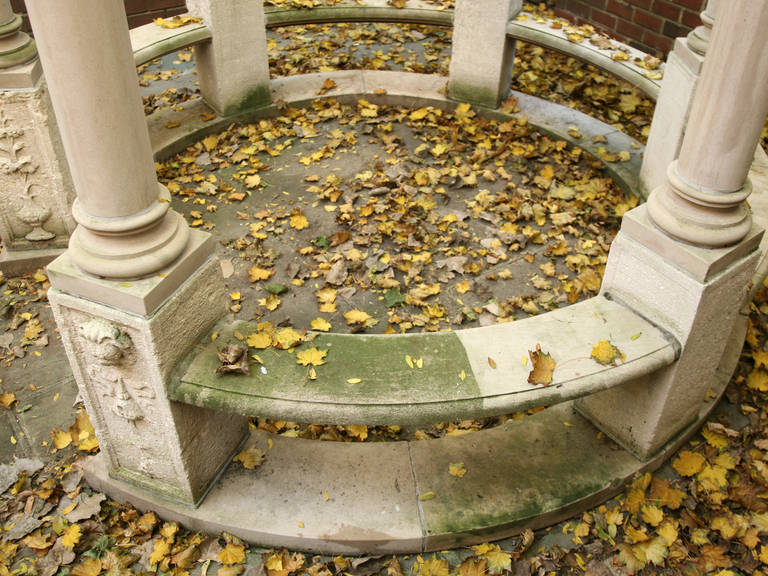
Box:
48 228 216 316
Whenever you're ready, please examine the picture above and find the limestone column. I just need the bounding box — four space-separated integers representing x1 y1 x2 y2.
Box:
26 0 247 504
647 1 768 247
0 0 75 276
577 0 767 460
186 0 271 116
448 0 522 108
639 0 718 194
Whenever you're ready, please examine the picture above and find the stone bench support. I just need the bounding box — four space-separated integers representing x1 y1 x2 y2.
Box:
578 0 767 460
186 0 271 116
27 0 247 505
0 0 74 276
448 0 521 108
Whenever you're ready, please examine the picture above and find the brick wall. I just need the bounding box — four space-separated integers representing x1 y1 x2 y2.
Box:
10 0 187 31
553 0 707 56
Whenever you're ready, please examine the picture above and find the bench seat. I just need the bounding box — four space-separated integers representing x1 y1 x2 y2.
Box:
172 295 678 425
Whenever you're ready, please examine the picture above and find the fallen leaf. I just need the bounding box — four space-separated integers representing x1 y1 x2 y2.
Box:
233 446 266 470
528 344 555 385
296 347 327 366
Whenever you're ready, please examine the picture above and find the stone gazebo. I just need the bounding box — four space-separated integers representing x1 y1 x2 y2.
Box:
4 0 768 554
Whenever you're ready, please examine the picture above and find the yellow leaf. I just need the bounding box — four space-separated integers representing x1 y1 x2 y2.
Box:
273 328 303 349
218 543 246 565
702 426 729 450
71 557 102 576
0 392 16 410
591 340 624 365
310 317 332 332
248 267 274 282
202 135 219 151
233 446 266 470
289 212 309 230
697 464 728 491
672 450 706 477
633 536 668 566
747 369 768 391
246 332 272 349
149 538 171 566
641 505 664 527
759 544 768 565
61 524 82 548
154 15 202 29
245 174 262 188
410 108 430 121
229 292 241 301
52 429 72 450
448 462 467 478
430 143 449 157
296 347 327 367
344 309 372 325
657 522 678 546
417 556 449 576
260 294 280 311
456 281 471 294
345 425 368 440
472 544 510 573
528 344 555 386
488 357 497 369
419 491 436 501
346 378 362 384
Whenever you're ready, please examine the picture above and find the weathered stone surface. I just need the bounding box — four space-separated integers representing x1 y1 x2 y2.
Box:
49 256 248 504
0 79 74 262
176 296 676 426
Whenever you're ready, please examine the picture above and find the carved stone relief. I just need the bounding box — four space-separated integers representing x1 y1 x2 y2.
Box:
0 84 75 251
69 314 178 485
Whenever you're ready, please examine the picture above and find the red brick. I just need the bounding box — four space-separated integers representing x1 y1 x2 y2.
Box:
616 17 644 40
154 0 186 10
662 19 685 38
633 9 663 31
675 0 705 10
643 29 673 54
591 8 617 30
606 0 634 21
124 0 148 15
651 0 680 21
681 8 702 28
565 0 593 20
163 6 186 17
625 0 652 10
127 11 159 28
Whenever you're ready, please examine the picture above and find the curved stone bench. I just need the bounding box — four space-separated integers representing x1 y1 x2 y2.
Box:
129 3 662 99
174 296 677 425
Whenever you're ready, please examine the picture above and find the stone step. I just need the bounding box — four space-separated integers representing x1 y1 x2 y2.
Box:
172 295 678 426
84 391 724 554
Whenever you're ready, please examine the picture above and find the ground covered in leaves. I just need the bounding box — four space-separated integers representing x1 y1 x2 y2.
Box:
5 2 768 575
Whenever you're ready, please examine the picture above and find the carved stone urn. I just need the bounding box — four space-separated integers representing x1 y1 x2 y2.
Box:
16 182 55 241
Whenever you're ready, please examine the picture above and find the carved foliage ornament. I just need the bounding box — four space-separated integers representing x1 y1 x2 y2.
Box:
0 110 54 241
78 318 155 423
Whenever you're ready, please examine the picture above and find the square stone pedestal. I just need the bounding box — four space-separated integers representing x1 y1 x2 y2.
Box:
48 236 247 505
0 60 75 277
577 205 762 459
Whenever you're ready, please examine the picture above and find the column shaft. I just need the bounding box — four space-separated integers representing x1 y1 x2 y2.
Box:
647 0 768 247
677 2 768 194
25 0 189 278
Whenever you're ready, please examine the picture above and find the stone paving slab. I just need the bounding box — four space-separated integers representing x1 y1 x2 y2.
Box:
85 427 424 555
